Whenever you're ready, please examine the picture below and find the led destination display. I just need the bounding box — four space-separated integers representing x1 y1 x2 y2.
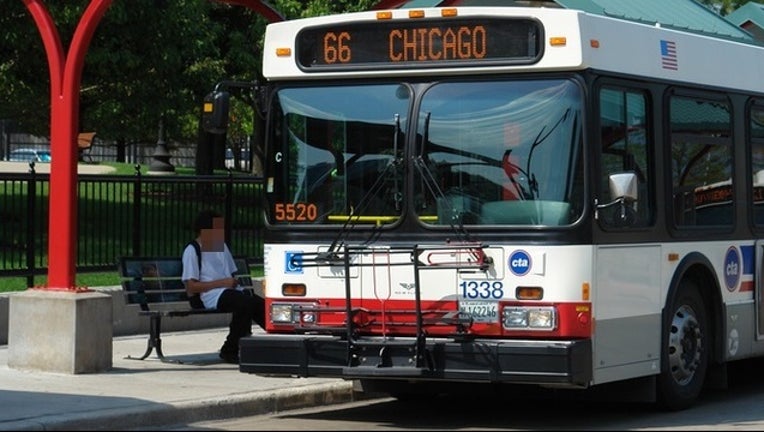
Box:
296 17 542 70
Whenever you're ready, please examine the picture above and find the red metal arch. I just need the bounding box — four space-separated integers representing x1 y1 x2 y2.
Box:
23 0 283 291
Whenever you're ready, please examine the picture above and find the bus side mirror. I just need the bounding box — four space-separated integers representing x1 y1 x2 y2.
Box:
596 172 639 226
609 172 638 203
202 91 230 134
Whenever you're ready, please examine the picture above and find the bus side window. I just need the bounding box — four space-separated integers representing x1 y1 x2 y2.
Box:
750 103 764 226
669 94 732 227
598 86 652 228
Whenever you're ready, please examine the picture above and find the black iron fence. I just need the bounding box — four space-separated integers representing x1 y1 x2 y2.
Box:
0 165 264 285
3 133 199 168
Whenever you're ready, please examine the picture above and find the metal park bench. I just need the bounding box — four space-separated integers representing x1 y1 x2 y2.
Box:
118 256 253 364
77 132 96 163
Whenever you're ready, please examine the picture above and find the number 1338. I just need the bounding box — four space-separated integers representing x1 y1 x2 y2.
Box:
459 280 504 299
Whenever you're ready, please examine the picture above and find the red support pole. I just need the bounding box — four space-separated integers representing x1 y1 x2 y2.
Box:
23 0 113 291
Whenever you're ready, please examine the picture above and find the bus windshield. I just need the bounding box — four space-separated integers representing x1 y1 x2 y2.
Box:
266 84 409 225
416 79 584 226
264 78 584 227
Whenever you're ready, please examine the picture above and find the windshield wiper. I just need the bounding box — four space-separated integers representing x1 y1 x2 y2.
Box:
416 112 476 243
501 149 531 200
523 108 571 199
317 115 403 262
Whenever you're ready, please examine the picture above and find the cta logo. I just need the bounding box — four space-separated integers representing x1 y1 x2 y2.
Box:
508 250 531 276
285 251 303 274
724 246 740 292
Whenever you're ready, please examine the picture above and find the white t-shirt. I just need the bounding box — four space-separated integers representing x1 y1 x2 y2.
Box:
181 242 239 309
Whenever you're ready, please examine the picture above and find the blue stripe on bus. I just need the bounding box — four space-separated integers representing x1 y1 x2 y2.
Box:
741 245 754 275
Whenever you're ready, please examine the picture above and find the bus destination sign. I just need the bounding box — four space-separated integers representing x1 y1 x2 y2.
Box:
296 18 542 70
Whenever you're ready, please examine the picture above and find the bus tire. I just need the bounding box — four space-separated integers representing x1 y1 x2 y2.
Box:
656 279 709 411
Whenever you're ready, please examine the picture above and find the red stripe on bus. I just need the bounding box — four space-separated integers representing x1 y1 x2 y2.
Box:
740 281 754 292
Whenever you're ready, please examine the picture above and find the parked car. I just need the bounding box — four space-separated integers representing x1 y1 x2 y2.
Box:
8 149 52 163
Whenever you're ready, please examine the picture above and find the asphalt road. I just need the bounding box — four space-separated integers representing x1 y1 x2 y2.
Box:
170 357 764 430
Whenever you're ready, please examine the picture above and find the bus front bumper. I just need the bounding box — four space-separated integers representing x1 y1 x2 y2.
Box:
239 334 592 387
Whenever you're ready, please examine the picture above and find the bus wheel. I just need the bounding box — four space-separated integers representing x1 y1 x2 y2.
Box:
656 280 708 411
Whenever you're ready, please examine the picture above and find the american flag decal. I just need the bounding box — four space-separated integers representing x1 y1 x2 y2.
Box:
660 40 678 70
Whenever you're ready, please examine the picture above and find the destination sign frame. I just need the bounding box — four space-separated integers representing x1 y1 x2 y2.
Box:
296 17 543 71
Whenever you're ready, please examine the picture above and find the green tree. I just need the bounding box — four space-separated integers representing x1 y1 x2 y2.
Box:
696 0 764 15
272 0 379 18
85 1 228 157
1 2 229 146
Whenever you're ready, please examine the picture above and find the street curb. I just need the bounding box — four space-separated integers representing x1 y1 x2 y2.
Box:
4 381 362 431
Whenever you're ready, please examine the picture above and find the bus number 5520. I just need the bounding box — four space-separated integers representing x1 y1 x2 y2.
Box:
274 202 317 222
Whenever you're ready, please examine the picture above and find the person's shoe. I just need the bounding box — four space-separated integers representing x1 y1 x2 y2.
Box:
219 351 239 364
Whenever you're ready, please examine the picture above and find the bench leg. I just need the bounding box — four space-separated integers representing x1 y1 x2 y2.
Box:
125 314 183 364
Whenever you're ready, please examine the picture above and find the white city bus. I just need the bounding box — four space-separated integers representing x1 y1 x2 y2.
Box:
210 3 764 410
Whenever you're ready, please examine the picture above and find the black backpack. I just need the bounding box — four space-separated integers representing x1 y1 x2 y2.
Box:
185 240 205 309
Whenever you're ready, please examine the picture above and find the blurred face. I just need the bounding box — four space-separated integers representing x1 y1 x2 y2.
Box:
200 217 225 251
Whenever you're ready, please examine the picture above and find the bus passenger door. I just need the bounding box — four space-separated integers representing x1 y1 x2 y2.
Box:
593 244 662 384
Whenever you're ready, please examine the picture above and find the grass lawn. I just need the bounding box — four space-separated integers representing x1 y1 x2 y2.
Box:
102 162 196 175
0 273 120 292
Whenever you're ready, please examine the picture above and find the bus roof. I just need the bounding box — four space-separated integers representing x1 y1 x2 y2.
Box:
262 6 764 95
555 0 755 44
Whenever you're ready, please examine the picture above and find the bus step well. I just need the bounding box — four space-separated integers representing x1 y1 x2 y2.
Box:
347 340 435 374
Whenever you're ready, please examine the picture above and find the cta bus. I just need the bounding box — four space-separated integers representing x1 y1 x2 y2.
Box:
206 3 764 410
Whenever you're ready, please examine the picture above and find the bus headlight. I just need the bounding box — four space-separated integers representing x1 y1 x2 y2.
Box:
271 302 318 324
528 308 555 328
503 308 528 327
271 303 294 323
502 306 556 330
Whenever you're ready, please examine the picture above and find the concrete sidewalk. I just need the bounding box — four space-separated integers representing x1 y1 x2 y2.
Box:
0 161 116 175
0 327 361 431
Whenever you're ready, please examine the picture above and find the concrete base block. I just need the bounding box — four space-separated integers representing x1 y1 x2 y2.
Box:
8 290 113 374
0 279 262 346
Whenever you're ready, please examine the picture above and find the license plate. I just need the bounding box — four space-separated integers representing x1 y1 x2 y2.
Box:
459 300 498 323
